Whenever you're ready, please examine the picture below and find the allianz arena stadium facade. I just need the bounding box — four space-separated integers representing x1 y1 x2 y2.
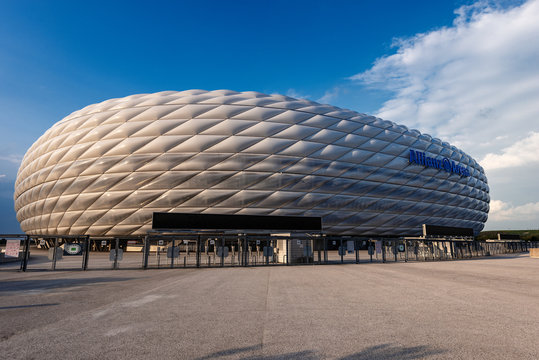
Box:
14 90 489 237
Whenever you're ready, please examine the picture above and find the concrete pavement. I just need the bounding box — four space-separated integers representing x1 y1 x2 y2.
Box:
0 253 538 359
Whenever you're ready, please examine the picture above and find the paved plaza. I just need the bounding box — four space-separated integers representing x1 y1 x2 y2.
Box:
1 253 538 359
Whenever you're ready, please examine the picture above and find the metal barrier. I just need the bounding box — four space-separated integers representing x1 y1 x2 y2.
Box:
2 234 537 272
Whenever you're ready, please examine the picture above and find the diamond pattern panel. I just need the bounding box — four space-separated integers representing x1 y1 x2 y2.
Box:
14 90 490 236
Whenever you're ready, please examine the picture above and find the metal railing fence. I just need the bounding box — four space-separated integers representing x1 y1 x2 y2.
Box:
1 234 536 272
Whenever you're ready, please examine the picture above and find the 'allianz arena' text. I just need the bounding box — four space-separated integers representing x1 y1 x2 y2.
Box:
14 90 490 236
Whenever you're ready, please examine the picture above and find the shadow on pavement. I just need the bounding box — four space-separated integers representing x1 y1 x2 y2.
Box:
195 343 446 360
339 343 446 359
0 277 134 293
195 345 264 360
0 303 60 310
434 253 528 262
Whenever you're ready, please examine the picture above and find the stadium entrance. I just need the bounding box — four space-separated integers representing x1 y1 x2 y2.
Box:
1 216 535 271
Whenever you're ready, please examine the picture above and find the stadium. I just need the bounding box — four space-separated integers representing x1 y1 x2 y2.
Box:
9 89 492 268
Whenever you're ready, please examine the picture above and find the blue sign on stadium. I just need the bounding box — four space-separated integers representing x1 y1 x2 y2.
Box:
409 149 470 177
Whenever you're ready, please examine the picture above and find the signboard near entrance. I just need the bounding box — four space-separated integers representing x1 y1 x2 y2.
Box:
152 212 322 231
422 224 474 237
64 243 82 256
5 240 20 258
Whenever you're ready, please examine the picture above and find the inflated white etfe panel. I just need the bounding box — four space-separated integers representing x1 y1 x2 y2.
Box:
14 90 489 236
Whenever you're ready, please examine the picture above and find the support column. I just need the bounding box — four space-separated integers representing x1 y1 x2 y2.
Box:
221 236 225 267
196 235 201 268
143 236 148 269
51 237 59 271
340 238 344 264
113 238 119 270
243 235 249 267
20 235 31 272
355 240 359 264
82 236 90 270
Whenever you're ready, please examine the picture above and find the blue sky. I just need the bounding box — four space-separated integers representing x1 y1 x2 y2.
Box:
1 0 538 232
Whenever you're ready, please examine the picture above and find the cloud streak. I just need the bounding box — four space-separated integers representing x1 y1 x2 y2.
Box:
284 89 311 100
351 0 539 158
489 199 539 223
482 131 539 170
0 154 23 165
350 0 539 229
317 87 341 104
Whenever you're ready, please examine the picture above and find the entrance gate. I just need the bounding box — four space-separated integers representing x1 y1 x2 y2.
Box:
142 234 290 268
2 233 536 272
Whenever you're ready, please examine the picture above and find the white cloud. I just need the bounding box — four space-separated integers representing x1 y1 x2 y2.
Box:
317 87 341 104
350 0 539 229
489 199 539 222
284 89 311 100
0 154 23 165
0 174 6 178
481 131 539 170
351 0 539 157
